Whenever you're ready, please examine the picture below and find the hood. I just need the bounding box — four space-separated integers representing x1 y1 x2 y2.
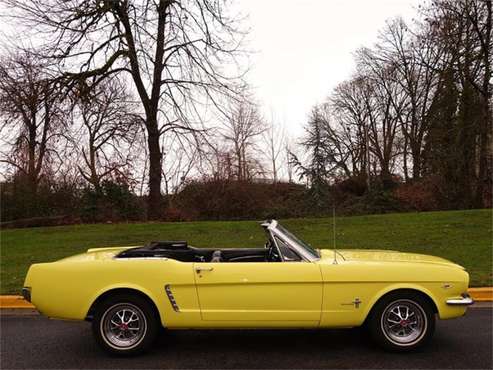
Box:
319 249 464 269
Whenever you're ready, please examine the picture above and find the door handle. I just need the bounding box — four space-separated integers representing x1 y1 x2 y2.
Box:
195 266 214 273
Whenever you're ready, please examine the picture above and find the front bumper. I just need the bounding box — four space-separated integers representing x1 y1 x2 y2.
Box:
446 293 474 306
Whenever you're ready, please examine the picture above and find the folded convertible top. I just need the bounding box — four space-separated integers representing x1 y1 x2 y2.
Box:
116 241 189 258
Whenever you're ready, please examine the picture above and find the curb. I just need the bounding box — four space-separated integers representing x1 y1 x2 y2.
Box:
0 295 35 309
1 287 492 309
468 287 493 302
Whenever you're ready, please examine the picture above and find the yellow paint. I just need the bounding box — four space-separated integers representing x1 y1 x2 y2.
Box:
21 247 473 328
194 262 322 323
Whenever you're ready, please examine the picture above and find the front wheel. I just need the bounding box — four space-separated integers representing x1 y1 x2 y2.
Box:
92 294 159 356
368 292 435 351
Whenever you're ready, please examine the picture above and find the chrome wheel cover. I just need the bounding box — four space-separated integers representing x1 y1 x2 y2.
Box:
381 299 427 346
100 303 147 350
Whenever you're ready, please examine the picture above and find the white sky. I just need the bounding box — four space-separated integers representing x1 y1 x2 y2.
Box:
236 0 422 137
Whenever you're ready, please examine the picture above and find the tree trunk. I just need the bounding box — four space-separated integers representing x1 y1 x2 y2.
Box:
272 155 277 183
474 0 492 208
380 165 393 189
411 143 421 180
88 140 101 193
403 134 409 182
147 121 164 220
27 124 38 195
474 99 492 208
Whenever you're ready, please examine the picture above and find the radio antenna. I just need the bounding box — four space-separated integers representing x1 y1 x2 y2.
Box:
332 206 338 265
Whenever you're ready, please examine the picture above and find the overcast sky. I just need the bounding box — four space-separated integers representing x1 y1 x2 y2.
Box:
236 0 422 137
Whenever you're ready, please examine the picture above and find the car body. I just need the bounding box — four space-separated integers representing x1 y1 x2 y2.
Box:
23 220 473 354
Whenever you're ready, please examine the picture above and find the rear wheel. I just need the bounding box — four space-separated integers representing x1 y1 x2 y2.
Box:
92 294 159 356
368 292 435 351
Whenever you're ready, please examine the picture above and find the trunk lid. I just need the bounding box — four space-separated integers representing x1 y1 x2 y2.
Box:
57 246 136 262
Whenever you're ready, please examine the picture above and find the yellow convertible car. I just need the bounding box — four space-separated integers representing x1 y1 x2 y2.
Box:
22 220 473 355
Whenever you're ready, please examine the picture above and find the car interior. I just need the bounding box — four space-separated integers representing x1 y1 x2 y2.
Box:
116 238 293 263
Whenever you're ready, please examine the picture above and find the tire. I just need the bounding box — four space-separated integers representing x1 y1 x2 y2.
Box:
92 293 159 356
367 291 435 352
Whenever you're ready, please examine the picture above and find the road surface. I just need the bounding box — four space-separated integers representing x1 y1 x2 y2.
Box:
1 307 491 369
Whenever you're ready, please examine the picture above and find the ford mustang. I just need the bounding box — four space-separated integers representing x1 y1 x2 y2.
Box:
22 220 473 355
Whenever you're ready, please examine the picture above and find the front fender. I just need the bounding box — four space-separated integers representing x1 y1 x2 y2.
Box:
361 282 468 324
360 283 439 321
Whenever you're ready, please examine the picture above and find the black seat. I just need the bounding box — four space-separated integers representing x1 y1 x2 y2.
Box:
210 250 223 262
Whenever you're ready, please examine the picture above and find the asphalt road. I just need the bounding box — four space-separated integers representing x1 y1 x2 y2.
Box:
1 307 492 369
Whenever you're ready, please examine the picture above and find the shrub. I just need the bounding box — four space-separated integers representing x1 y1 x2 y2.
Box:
80 180 145 223
393 177 441 211
175 179 307 220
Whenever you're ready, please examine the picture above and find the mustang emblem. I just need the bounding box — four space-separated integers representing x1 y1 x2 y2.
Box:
342 297 362 308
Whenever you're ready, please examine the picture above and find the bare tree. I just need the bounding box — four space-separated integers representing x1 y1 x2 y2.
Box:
73 78 140 192
262 118 285 182
362 18 442 180
161 134 198 196
5 0 246 219
309 67 403 189
285 140 295 183
331 77 372 182
206 144 234 180
0 53 66 195
221 96 265 181
372 72 403 183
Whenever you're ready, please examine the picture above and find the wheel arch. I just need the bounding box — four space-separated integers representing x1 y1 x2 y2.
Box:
362 285 439 325
85 286 163 327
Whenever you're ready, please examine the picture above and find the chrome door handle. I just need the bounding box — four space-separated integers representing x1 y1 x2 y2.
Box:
195 266 214 273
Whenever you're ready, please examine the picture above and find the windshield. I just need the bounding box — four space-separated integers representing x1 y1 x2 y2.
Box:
275 223 320 260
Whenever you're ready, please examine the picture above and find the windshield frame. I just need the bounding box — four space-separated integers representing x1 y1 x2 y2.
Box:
264 220 320 262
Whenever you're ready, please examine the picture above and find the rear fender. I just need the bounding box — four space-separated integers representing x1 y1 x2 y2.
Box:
86 283 166 327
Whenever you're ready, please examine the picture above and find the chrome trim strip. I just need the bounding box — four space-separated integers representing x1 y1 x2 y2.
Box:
446 296 474 306
115 257 169 260
164 285 180 312
267 220 319 262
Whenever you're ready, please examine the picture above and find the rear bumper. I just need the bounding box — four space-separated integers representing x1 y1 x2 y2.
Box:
21 287 31 303
446 293 474 306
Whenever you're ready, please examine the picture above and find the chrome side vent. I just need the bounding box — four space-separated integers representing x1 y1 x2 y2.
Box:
165 284 180 312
